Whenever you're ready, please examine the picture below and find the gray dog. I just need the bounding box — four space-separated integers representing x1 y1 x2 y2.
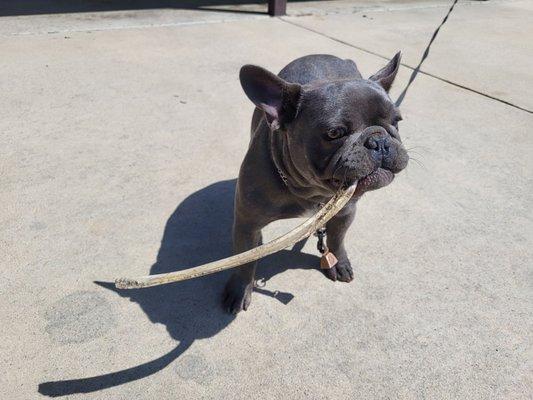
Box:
223 53 409 314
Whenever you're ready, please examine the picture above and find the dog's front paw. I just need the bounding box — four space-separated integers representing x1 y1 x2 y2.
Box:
222 275 253 314
323 258 354 282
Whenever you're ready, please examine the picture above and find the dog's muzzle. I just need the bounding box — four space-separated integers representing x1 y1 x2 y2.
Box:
331 126 406 192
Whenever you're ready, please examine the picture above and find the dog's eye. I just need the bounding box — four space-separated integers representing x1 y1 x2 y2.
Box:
327 127 347 140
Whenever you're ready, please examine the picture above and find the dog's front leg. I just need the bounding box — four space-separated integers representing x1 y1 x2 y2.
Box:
223 215 263 314
323 201 357 282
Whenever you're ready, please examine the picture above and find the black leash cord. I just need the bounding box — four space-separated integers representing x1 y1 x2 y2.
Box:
395 0 460 107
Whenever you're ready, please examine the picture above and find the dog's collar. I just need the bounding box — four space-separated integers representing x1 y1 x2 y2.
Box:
270 130 291 188
269 129 333 202
276 166 289 187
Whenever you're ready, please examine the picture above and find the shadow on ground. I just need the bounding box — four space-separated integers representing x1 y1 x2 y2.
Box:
38 179 321 397
0 0 309 17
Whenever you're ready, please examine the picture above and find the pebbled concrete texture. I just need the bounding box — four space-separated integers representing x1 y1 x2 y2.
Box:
1 1 532 399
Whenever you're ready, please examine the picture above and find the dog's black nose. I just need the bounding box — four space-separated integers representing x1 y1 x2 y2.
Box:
365 134 390 157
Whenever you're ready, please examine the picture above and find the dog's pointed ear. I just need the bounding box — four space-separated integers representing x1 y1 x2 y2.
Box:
240 65 301 130
369 51 402 92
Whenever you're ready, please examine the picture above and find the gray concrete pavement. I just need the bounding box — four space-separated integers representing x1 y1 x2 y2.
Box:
284 0 533 111
1 1 532 399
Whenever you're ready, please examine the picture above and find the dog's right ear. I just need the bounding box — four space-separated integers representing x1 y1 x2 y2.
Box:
239 65 301 130
369 51 402 92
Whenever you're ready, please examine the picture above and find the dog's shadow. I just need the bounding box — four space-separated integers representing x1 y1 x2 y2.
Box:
38 179 320 397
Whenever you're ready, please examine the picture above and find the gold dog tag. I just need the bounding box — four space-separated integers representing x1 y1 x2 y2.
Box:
320 251 338 269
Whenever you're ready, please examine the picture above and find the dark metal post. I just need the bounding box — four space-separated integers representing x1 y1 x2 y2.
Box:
268 0 286 16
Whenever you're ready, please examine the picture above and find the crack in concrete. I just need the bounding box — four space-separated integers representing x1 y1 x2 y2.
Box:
279 17 533 114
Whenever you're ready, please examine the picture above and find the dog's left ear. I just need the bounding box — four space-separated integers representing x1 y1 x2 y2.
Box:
240 65 301 130
369 51 402 92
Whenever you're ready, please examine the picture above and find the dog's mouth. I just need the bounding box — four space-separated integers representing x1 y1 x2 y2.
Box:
330 168 394 195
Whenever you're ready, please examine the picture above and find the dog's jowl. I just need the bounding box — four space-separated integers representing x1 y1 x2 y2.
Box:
223 53 409 314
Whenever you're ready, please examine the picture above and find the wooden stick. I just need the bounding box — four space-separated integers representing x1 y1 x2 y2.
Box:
115 185 356 289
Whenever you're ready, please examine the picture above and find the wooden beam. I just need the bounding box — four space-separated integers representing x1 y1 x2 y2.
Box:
268 0 286 16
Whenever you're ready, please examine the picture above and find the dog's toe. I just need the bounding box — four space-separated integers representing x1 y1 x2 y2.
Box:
324 259 354 283
222 277 252 314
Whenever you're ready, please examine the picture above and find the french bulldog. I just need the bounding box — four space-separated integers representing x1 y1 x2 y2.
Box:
223 53 409 314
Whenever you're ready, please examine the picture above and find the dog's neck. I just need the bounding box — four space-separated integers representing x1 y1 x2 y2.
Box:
269 129 333 204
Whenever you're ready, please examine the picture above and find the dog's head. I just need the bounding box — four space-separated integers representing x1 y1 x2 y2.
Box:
240 53 408 195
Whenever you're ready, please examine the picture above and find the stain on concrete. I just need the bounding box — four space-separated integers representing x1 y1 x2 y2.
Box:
30 221 47 231
174 353 213 385
44 291 116 344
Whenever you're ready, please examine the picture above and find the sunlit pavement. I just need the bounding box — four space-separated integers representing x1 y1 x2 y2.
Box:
2 1 532 398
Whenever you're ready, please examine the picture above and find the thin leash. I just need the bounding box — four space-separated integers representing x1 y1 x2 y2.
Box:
395 0 460 106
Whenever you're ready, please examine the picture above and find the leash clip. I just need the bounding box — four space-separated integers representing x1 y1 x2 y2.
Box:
315 227 327 254
315 227 339 269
